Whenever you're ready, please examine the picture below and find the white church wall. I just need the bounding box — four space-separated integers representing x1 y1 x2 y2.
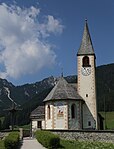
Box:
45 103 53 129
31 120 38 134
32 120 37 130
77 55 98 129
32 120 44 130
83 104 96 129
68 101 82 129
46 119 52 129
53 101 68 129
42 120 45 129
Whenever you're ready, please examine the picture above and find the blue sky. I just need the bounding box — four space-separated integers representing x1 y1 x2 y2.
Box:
0 0 113 85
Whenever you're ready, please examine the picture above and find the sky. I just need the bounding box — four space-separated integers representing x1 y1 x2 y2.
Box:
0 0 113 85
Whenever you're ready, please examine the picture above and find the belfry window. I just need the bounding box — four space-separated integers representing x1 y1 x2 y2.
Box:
82 56 90 67
47 105 50 119
71 104 76 119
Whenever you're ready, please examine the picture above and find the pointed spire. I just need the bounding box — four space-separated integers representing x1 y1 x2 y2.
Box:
77 20 95 56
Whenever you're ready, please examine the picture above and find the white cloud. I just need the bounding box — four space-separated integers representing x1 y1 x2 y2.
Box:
39 15 64 37
0 3 64 79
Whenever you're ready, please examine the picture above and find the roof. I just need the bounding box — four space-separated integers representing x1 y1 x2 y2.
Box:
30 106 44 120
77 20 95 56
43 77 83 102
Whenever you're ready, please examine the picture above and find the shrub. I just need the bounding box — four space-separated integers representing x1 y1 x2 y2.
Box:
0 140 5 149
35 130 60 149
4 131 20 149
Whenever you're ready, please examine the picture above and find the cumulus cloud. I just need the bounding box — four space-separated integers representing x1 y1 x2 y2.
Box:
0 3 64 79
39 15 64 37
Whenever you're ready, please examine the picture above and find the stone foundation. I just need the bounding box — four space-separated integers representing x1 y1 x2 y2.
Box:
49 130 114 143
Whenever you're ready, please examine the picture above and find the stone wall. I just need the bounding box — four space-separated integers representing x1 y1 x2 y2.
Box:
50 130 114 143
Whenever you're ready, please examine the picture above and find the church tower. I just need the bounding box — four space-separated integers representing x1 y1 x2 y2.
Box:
77 20 98 129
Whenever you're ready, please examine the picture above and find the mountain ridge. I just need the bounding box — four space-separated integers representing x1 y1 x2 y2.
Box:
0 63 114 128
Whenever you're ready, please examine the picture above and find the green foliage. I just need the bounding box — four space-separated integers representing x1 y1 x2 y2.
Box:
14 124 30 130
15 87 52 126
35 130 60 149
96 64 114 112
0 140 5 149
0 120 2 131
2 114 10 130
100 112 114 129
2 87 52 130
59 139 114 149
4 131 20 149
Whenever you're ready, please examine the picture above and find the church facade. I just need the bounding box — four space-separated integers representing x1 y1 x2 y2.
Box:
44 77 83 130
30 20 99 131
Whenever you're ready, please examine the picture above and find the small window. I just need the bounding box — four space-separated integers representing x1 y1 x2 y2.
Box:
71 104 76 119
88 121 91 126
47 105 50 119
86 94 88 97
82 56 90 67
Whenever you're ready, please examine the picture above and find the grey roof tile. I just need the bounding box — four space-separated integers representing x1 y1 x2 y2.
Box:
77 20 95 56
30 106 44 119
43 77 83 102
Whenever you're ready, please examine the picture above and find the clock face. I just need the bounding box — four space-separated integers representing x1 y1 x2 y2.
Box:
81 67 91 76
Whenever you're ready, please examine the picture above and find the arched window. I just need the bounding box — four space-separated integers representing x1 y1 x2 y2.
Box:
71 104 76 119
82 56 90 67
47 105 50 119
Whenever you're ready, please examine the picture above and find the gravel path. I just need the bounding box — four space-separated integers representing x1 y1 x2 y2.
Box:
20 137 46 149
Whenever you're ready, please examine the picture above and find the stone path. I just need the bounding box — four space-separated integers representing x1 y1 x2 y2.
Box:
20 137 46 149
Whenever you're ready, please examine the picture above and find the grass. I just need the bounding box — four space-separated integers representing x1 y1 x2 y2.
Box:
14 124 30 130
0 140 5 149
58 139 114 149
19 124 30 129
100 111 114 129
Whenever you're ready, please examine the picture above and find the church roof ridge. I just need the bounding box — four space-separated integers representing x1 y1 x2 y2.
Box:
77 20 95 56
43 77 83 102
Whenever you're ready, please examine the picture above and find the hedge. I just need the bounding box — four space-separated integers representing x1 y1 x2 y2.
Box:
4 131 20 149
35 130 60 149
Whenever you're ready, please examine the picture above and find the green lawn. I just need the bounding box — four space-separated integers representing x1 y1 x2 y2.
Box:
19 124 31 129
0 140 5 149
59 140 114 149
14 124 30 131
100 111 114 129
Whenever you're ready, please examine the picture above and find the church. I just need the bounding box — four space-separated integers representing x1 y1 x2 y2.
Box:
30 20 101 132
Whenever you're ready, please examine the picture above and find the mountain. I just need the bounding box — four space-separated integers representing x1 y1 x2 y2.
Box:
96 63 114 112
0 63 114 128
0 76 56 115
0 75 77 113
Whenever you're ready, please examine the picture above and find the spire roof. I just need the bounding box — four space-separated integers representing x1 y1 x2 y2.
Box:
43 77 83 102
77 20 95 56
